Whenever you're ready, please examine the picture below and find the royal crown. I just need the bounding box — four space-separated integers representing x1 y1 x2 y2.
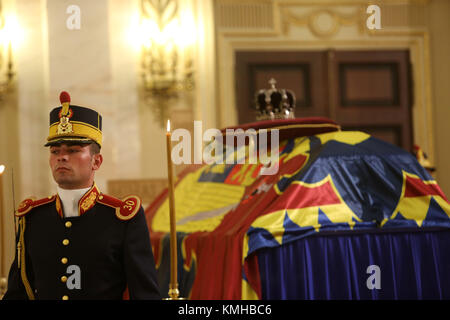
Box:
254 78 296 121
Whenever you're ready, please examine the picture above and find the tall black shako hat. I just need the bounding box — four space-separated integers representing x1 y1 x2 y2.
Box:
45 91 102 148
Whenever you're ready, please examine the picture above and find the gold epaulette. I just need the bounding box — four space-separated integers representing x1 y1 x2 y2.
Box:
15 195 56 217
97 194 142 221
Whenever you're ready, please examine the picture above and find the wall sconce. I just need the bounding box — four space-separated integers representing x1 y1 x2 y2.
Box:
0 4 15 101
138 0 196 126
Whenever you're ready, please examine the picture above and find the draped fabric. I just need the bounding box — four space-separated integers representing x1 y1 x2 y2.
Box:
244 132 450 258
255 228 450 299
145 120 450 299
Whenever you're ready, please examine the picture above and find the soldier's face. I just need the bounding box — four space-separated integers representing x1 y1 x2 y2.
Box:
49 143 103 189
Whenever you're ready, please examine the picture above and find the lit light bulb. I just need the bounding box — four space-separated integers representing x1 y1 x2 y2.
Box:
0 15 25 49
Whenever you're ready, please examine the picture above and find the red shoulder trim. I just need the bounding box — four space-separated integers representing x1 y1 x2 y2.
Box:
16 195 56 217
116 195 141 221
97 193 122 208
97 194 142 221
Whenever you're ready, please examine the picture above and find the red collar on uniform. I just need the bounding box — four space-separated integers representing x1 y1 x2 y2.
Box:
78 184 100 216
55 184 101 218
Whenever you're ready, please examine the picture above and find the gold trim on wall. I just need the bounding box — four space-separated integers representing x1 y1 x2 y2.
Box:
280 6 365 37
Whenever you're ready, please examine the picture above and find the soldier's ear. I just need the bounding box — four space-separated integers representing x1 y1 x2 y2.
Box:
92 153 103 171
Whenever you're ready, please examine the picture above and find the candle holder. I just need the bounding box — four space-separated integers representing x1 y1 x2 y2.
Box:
0 165 6 282
164 120 185 300
0 277 6 298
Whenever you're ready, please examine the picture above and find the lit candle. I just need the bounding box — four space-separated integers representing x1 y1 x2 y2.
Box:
0 165 5 278
165 120 179 299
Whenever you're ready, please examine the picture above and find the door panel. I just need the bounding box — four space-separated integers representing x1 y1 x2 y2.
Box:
339 63 399 106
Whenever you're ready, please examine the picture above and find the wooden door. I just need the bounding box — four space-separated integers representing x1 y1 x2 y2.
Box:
235 50 413 151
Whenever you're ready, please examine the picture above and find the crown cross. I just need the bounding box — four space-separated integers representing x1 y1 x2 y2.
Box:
268 78 277 88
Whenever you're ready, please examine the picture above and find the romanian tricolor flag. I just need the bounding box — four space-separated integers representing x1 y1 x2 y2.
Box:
145 118 450 300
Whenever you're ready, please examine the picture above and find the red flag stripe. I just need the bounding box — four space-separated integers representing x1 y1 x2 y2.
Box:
404 176 448 200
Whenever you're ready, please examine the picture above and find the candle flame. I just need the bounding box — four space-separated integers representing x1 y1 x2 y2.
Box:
167 119 171 132
0 164 5 175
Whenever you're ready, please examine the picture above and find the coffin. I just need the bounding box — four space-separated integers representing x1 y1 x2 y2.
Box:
145 117 450 299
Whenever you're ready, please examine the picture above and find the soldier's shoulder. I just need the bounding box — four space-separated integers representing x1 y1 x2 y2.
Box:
15 195 56 217
97 193 142 221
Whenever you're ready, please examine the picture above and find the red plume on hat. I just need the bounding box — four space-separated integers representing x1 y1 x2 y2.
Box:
60 91 71 103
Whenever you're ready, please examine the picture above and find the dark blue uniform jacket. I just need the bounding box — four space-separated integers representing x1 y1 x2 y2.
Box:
3 185 161 300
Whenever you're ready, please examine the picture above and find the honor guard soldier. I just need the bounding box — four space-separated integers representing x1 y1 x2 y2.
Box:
2 92 161 300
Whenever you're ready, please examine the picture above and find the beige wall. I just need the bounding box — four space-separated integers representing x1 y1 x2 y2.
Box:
428 0 450 197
